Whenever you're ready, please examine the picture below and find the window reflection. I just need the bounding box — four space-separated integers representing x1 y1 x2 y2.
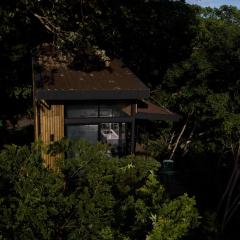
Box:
99 104 123 117
66 104 98 118
66 123 127 155
66 125 98 145
65 103 129 118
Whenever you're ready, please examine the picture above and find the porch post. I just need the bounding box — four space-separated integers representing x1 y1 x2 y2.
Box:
119 123 123 155
130 103 136 154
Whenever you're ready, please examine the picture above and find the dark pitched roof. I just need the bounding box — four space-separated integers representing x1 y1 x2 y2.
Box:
33 45 149 100
136 100 181 121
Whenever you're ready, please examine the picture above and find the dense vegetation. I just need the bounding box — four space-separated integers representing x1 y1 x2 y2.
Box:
0 140 199 239
1 0 240 239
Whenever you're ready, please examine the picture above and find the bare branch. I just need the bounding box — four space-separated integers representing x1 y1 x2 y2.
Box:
168 131 175 150
33 13 60 34
169 117 189 160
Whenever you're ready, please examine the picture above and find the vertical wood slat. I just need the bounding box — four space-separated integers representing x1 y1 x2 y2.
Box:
34 103 38 139
37 102 64 168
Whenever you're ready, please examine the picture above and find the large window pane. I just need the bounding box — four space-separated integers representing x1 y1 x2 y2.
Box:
65 123 128 155
99 123 126 155
66 104 98 118
99 104 127 117
100 105 113 117
65 103 129 118
66 125 98 144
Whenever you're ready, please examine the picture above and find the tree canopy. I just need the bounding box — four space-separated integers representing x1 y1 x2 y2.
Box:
1 0 240 238
0 140 199 239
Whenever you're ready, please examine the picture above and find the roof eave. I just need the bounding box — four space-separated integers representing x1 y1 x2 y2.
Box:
136 112 181 122
35 89 150 100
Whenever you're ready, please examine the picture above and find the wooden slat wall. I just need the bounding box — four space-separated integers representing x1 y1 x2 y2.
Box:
39 102 64 168
34 102 39 139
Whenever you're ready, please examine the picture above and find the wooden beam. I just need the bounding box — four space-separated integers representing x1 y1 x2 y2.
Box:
64 116 133 125
130 103 137 154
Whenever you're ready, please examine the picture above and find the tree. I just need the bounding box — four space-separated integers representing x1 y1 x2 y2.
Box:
0 140 199 239
0 0 47 125
151 5 240 236
0 0 197 128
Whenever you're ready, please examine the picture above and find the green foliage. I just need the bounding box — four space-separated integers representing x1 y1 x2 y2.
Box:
147 194 199 240
153 5 240 160
0 1 35 122
0 141 200 239
145 139 169 159
0 0 198 126
2 1 240 236
149 7 240 237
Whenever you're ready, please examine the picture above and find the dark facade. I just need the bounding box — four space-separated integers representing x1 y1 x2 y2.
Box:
33 44 180 167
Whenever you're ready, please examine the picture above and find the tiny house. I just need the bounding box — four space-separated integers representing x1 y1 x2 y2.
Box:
33 44 180 167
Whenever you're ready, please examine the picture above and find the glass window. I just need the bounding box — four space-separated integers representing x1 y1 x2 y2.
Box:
66 125 98 144
100 105 113 117
99 104 126 117
65 123 128 155
66 104 98 118
65 103 129 119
